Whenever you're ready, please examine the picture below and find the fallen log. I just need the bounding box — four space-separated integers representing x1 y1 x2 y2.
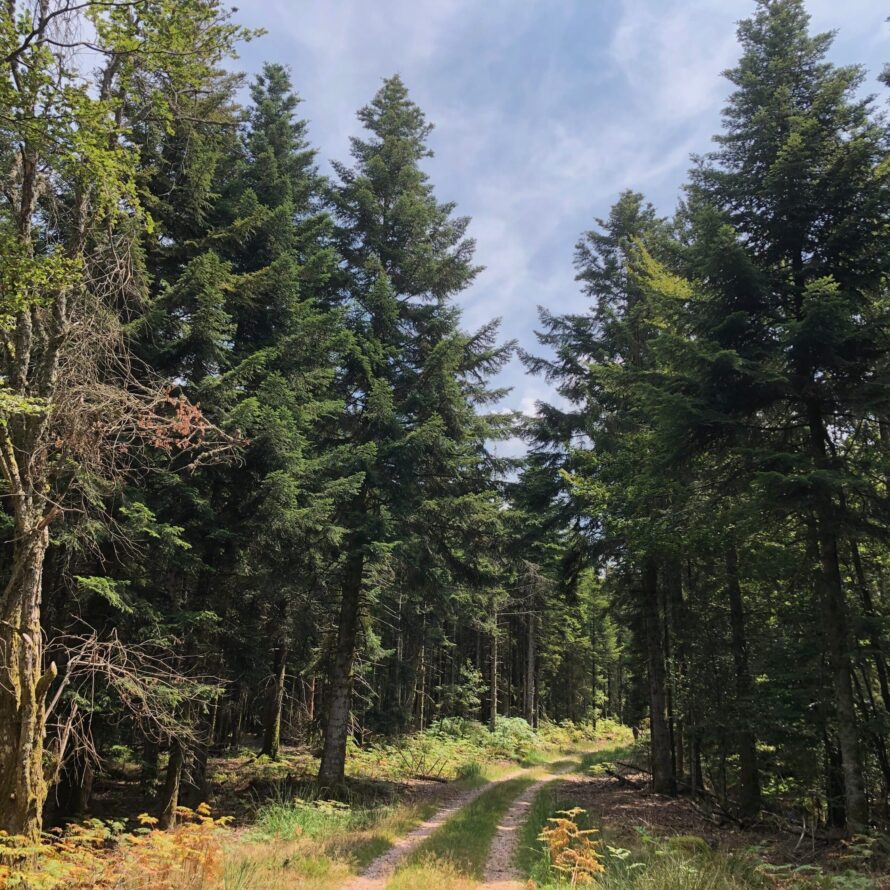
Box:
604 767 643 789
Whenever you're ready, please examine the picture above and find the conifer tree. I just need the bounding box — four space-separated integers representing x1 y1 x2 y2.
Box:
680 0 890 831
524 191 679 795
318 76 510 786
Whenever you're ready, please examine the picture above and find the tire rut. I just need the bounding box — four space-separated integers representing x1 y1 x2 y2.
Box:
339 767 527 890
481 763 578 889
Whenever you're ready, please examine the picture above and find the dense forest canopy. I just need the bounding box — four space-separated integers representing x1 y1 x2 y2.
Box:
0 0 889 865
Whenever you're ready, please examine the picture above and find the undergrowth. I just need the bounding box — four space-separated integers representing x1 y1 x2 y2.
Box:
0 804 228 890
8 719 611 890
519 798 888 890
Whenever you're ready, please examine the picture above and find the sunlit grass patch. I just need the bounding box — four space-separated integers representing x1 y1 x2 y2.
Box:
221 838 350 890
399 775 536 879
384 857 478 890
580 742 640 774
219 792 441 889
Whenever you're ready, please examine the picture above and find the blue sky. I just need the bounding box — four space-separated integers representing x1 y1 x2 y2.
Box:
234 0 888 451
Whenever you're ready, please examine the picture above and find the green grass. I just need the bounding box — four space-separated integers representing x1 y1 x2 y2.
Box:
579 742 639 773
400 775 537 879
253 796 376 839
515 780 560 879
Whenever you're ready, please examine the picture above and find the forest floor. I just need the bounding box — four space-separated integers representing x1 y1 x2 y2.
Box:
15 723 890 888
216 734 890 889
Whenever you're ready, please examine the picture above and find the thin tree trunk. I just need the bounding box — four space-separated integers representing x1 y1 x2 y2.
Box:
157 738 184 830
850 542 890 714
262 645 288 760
417 644 426 731
307 675 316 723
184 703 217 806
141 737 160 790
725 543 761 817
852 665 890 793
820 526 868 831
642 557 676 795
808 401 868 832
318 553 363 787
667 560 686 782
490 610 498 732
525 612 536 724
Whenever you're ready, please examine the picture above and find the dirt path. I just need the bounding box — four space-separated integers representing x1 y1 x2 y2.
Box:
340 767 527 890
481 763 578 890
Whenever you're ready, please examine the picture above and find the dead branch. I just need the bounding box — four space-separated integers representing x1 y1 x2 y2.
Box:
42 628 225 775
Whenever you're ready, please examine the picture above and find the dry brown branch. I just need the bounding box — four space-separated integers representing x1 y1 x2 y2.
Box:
41 628 225 776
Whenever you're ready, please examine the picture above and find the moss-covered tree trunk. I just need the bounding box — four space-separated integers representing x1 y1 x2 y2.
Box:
261 646 287 760
0 516 54 839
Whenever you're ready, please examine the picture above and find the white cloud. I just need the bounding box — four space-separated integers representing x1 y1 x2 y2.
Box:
236 0 887 438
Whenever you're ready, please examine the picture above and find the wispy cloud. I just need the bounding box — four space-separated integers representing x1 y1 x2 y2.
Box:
237 0 888 426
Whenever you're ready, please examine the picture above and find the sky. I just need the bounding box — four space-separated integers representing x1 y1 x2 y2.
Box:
234 0 889 453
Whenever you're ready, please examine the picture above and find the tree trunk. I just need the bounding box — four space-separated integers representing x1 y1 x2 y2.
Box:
850 542 890 714
852 665 890 794
141 737 160 791
183 704 217 807
725 543 762 817
823 733 847 830
50 751 94 825
0 522 54 838
262 645 288 760
157 738 184 829
666 560 686 782
416 644 426 731
642 557 676 795
808 402 868 833
318 553 363 787
525 612 536 725
490 610 498 732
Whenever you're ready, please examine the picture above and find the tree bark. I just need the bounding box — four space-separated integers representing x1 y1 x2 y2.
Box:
141 737 160 791
725 543 762 817
850 542 890 714
808 401 868 833
261 645 288 760
0 520 54 838
318 552 363 787
642 558 676 795
157 738 184 829
489 610 498 732
525 612 536 725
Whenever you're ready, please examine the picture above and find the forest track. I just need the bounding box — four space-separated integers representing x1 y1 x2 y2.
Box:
340 758 581 890
480 763 578 889
339 765 529 890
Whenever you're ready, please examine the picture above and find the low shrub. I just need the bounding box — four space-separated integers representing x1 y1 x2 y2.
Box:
253 796 378 840
0 804 229 890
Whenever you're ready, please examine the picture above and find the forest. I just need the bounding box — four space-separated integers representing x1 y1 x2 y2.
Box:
0 0 889 887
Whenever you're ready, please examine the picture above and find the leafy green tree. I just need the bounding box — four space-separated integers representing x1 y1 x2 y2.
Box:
525 191 679 794
0 0 248 838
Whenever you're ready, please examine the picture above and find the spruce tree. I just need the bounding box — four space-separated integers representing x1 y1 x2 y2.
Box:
317 76 510 786
524 191 680 794
683 0 890 832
